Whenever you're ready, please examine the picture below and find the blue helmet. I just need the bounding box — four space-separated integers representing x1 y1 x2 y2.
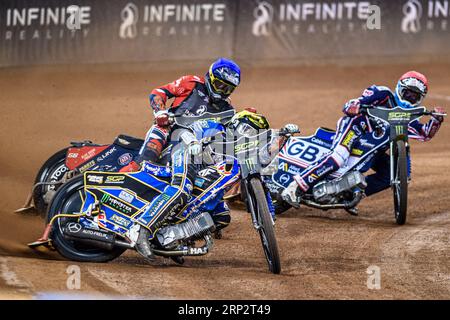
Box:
205 58 241 101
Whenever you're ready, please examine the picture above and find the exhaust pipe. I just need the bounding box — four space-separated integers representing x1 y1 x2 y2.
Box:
62 222 214 257
302 190 363 210
62 222 133 251
152 234 214 257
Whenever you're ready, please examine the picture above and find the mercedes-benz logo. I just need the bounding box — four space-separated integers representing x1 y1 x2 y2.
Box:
67 222 82 233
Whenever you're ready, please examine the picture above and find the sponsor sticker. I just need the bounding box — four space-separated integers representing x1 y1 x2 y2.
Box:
79 160 95 172
110 214 131 228
101 194 133 215
97 147 117 162
189 247 208 255
388 112 411 121
106 176 125 184
118 153 133 166
359 139 376 148
81 149 97 161
279 173 291 185
87 175 103 184
311 137 331 148
234 140 259 153
198 168 216 177
118 190 134 203
194 178 206 188
351 148 364 156
342 130 356 148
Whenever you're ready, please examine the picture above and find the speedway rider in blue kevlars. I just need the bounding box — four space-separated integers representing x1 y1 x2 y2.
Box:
132 111 272 261
282 71 446 207
128 58 242 261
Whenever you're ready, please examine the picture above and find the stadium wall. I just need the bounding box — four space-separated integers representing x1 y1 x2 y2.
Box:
1 0 450 67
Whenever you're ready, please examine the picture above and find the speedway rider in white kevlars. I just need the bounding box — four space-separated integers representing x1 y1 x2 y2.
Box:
282 71 446 207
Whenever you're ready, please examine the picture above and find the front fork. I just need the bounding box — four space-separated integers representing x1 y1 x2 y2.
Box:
242 179 260 231
389 141 396 186
389 140 411 187
242 178 275 232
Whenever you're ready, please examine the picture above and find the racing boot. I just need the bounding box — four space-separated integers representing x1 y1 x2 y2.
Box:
345 207 359 216
281 179 303 208
135 225 156 262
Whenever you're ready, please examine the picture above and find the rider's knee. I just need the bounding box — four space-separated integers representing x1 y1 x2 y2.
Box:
330 145 349 168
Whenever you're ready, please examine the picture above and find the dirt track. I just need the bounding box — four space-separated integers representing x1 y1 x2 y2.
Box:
0 62 449 299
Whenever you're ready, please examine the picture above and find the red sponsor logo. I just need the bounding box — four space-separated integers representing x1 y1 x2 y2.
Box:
65 146 108 170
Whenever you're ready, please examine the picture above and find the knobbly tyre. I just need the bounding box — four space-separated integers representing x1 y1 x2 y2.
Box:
15 134 171 217
207 116 282 274
360 105 446 224
263 106 446 225
29 110 282 274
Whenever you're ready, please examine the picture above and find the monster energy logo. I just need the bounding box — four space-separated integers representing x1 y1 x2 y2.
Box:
245 158 256 166
395 125 405 135
101 193 110 203
101 193 133 214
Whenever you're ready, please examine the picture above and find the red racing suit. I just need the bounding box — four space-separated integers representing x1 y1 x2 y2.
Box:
136 75 234 164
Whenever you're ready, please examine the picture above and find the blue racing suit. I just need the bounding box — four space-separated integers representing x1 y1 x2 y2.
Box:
134 120 231 237
293 85 443 196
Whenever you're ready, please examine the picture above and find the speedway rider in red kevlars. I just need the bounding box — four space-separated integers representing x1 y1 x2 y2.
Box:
282 71 446 207
122 58 239 170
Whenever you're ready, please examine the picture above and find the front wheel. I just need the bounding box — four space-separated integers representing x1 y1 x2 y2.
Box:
249 178 281 274
392 140 408 225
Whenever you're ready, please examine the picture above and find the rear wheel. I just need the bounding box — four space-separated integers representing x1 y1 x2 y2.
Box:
392 140 408 225
33 148 70 217
249 178 281 274
47 175 125 262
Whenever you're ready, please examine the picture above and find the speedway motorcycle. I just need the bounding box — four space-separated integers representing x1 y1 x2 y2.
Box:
29 110 281 274
264 105 446 225
16 134 174 217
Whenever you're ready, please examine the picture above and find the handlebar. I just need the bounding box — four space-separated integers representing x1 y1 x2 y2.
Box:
359 104 447 118
278 128 298 137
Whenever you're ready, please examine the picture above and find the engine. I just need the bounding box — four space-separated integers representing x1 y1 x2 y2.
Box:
156 212 215 248
312 171 367 203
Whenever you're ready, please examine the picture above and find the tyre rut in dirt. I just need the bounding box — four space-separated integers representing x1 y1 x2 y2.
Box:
250 178 281 274
393 140 408 225
33 148 69 218
47 175 126 262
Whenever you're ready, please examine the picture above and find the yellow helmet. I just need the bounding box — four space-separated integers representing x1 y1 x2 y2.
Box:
228 108 270 136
